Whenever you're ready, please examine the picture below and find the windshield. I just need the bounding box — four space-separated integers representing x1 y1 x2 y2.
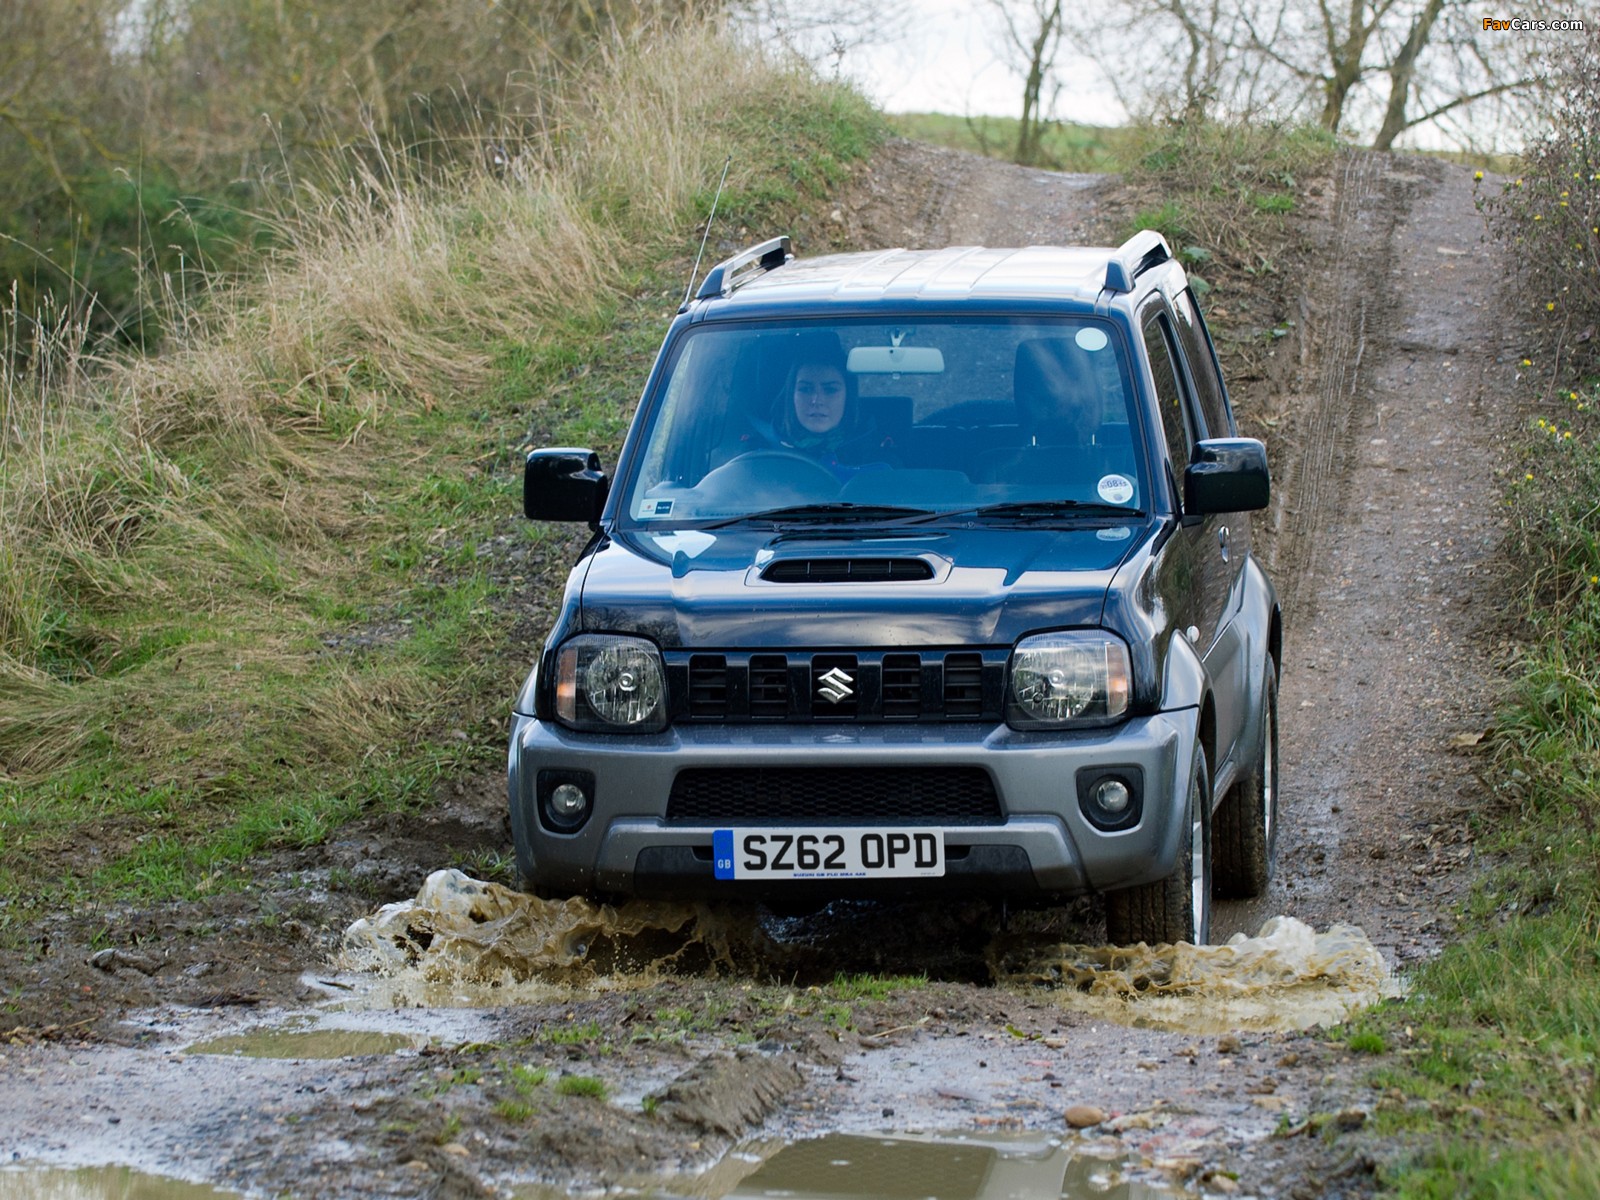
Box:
619 317 1148 527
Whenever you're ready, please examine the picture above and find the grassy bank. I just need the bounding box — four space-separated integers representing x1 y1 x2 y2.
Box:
887 111 1138 172
1340 380 1600 1196
0 24 882 928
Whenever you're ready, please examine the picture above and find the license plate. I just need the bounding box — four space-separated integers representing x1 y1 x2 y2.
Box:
713 827 945 880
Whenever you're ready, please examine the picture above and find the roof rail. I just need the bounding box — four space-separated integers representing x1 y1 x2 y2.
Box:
694 236 793 301
1104 230 1173 293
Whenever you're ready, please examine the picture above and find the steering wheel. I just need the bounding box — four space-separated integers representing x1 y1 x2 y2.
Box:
720 448 841 488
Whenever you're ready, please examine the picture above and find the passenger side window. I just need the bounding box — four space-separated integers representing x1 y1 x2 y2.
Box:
1171 288 1233 439
1142 310 1192 474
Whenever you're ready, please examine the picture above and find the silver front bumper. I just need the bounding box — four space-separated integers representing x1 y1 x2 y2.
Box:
508 711 1198 898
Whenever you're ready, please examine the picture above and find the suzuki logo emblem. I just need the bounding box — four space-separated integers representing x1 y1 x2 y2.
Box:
816 666 855 704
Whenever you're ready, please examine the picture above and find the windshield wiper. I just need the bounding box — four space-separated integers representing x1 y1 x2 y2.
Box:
910 500 1145 525
703 503 933 529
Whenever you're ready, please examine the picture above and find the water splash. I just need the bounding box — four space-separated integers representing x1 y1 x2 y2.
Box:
339 869 760 1002
991 916 1403 1033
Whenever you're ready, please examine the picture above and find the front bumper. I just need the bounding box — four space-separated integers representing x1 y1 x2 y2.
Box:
508 711 1198 900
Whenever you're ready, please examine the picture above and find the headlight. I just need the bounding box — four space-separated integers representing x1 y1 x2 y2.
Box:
555 634 668 731
1006 631 1131 728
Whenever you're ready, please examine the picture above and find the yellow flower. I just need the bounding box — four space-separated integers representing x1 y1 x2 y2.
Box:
1592 575 1599 585
1564 431 1573 439
1562 191 1570 197
1548 302 1557 310
1535 214 1544 221
1526 472 1536 480
1474 170 1484 181
1523 358 1533 366
1571 391 1580 400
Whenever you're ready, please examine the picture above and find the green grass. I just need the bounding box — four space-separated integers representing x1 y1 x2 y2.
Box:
887 112 1136 172
1365 383 1600 1195
542 1019 605 1045
1115 121 1336 280
827 972 928 1001
509 1064 549 1094
0 27 883 931
555 1074 608 1099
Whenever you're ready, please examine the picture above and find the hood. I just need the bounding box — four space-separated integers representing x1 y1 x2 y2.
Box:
576 522 1149 648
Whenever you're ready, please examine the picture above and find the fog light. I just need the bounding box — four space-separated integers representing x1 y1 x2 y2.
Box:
550 783 588 822
1095 779 1131 814
1076 766 1143 832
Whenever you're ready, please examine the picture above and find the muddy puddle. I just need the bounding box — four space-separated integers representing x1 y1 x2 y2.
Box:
512 1132 1176 1199
0 1166 239 1199
187 1019 423 1059
338 870 1399 1034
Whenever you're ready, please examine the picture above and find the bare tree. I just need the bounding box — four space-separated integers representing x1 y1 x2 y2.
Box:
1078 0 1563 150
733 0 911 74
987 0 1065 165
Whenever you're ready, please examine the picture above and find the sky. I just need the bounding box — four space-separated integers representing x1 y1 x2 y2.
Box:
798 0 1126 125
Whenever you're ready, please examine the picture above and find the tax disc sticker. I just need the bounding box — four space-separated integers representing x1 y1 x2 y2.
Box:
1075 327 1109 352
1097 526 1132 541
1097 474 1135 504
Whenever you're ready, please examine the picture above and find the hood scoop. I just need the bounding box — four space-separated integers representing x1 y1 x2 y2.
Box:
760 557 935 583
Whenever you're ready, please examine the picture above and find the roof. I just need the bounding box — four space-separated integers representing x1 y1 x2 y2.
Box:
696 245 1126 316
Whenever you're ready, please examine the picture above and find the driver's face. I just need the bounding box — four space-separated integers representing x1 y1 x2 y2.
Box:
793 365 847 435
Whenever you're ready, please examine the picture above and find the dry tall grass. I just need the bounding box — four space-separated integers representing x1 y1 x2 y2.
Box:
0 21 867 783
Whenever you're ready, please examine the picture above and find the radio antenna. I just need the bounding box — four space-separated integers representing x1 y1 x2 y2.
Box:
682 155 733 309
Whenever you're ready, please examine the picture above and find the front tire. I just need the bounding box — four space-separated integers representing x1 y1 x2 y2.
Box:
1214 666 1278 899
1105 747 1212 946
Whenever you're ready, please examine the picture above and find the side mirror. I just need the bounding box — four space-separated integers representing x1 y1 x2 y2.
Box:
524 448 609 525
1184 438 1270 515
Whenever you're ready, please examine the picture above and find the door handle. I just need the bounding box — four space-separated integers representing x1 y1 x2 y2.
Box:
1218 525 1230 561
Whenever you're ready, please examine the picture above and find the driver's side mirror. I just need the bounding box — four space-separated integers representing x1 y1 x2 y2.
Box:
524 448 609 526
1184 438 1270 515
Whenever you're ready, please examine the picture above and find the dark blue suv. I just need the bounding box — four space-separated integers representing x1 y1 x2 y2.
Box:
510 232 1281 945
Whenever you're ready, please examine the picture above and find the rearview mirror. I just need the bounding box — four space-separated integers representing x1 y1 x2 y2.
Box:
1184 438 1270 515
524 448 608 525
846 346 945 374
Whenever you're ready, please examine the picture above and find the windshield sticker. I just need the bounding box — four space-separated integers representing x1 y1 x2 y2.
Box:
1097 474 1135 504
639 498 675 517
1097 526 1133 542
1075 327 1109 352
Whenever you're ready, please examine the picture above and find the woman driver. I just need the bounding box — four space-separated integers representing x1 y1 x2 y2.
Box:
769 355 896 479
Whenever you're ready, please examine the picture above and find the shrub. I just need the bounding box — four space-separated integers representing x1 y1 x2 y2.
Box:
1478 34 1600 372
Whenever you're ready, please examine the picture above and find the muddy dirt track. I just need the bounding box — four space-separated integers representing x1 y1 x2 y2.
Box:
0 144 1524 1199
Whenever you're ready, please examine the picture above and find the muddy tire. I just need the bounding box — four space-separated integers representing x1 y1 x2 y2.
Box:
1105 748 1211 946
1214 666 1278 899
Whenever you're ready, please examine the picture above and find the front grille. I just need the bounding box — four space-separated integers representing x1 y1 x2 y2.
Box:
881 653 922 718
688 655 727 719
666 767 1002 825
749 655 790 719
663 649 1006 723
943 653 985 716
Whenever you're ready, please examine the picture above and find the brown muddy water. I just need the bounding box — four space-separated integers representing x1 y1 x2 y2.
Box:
510 1131 1175 1199
339 870 1399 1034
0 1166 240 1199
0 1135 1173 1200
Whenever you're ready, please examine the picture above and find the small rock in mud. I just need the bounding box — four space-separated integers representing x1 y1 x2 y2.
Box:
1063 1103 1106 1128
87 948 159 975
